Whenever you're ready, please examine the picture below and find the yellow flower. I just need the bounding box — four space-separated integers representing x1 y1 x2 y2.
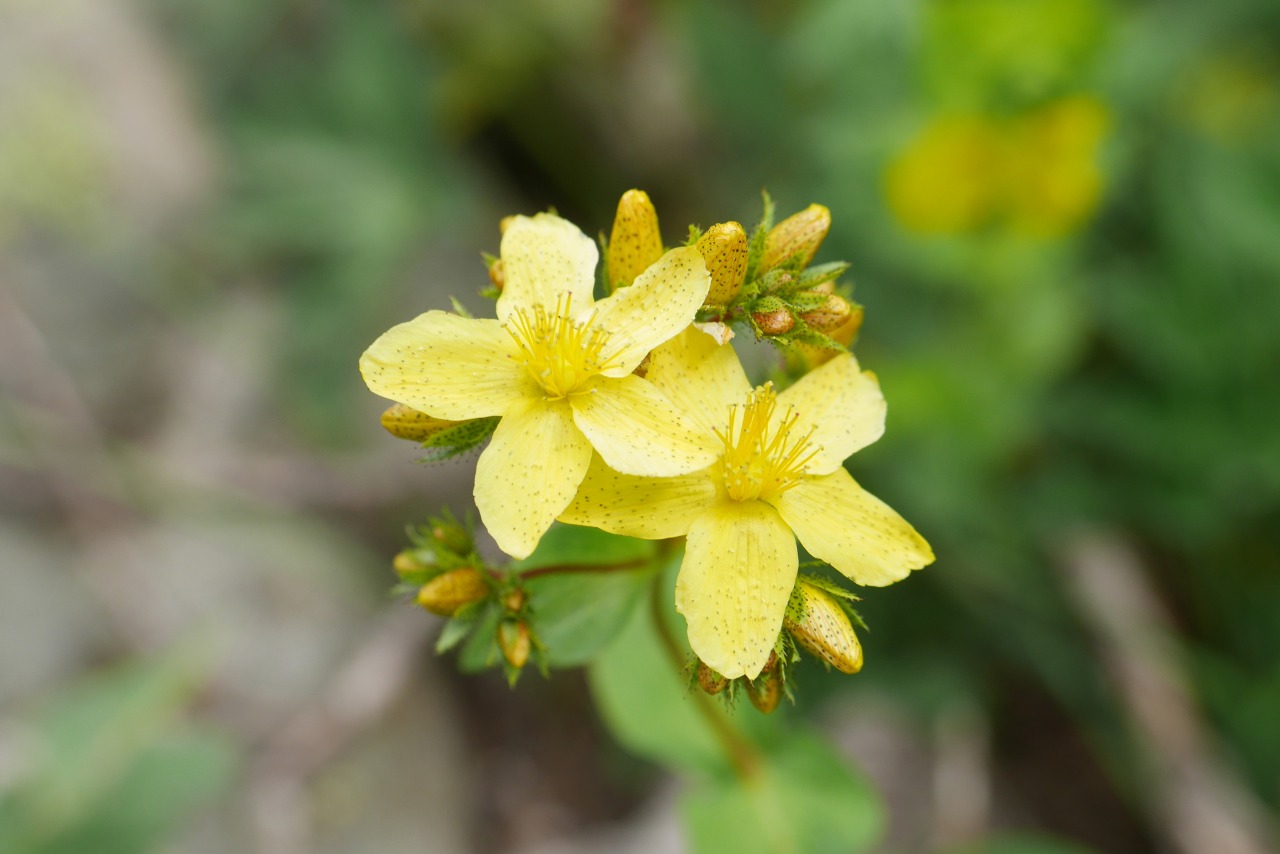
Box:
885 96 1109 238
560 329 934 678
361 213 717 559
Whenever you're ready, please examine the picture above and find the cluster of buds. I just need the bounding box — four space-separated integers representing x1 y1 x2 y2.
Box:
696 651 788 714
600 191 863 361
694 576 864 713
395 512 539 683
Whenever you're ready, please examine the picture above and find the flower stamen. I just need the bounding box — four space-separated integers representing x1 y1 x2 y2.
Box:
715 383 819 502
504 293 624 398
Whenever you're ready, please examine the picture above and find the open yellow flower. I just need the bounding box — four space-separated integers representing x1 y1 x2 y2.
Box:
561 329 934 679
360 213 716 559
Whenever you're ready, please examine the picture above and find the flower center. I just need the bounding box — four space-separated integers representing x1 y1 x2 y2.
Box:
715 383 819 503
505 294 622 399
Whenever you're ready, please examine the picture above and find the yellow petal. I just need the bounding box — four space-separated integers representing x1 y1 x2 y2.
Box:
775 353 885 474
569 374 718 477
770 468 933 587
496 213 598 322
675 501 797 680
360 311 530 420
646 326 751 436
475 397 593 559
591 246 710 376
559 454 716 539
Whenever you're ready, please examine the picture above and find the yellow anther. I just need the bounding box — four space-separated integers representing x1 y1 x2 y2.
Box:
504 294 622 398
715 384 819 502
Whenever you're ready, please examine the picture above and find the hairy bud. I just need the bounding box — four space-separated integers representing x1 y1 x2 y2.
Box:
697 661 728 695
393 548 434 578
431 519 473 556
759 204 831 273
606 189 663 292
502 588 527 613
417 567 489 617
784 580 863 674
799 294 854 332
745 652 782 714
752 306 795 336
380 404 462 443
696 221 748 305
497 619 531 670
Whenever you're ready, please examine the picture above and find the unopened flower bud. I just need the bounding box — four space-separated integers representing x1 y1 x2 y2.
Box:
502 588 527 613
393 548 434 578
745 652 782 714
431 519 473 555
497 619 531 670
696 221 748 305
498 215 516 235
417 567 489 617
788 303 864 370
697 661 728 695
606 189 663 292
799 294 854 333
381 404 463 443
752 305 795 336
759 204 831 273
783 580 863 674
828 303 864 349
488 258 505 291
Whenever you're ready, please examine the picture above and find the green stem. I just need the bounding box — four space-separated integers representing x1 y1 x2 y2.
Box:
514 557 650 581
647 574 761 781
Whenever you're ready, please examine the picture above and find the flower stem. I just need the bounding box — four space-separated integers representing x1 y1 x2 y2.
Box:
514 557 650 581
647 574 761 781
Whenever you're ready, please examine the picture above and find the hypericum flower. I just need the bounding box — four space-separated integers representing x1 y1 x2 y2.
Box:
360 213 716 559
560 329 933 678
885 97 1109 238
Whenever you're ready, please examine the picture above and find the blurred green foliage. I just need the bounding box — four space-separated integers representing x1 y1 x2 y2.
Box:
5 0 1279 849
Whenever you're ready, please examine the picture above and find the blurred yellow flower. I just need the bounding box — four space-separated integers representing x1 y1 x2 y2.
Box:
561 329 933 679
886 115 1003 234
886 95 1109 238
361 213 716 559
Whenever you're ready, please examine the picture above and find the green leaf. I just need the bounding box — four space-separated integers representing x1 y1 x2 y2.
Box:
510 523 655 572
36 730 236 854
0 642 234 854
526 567 652 667
589 560 778 775
456 601 502 673
681 730 884 854
16 642 211 833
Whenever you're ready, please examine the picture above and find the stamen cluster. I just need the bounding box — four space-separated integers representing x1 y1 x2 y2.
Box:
504 294 619 398
716 384 819 502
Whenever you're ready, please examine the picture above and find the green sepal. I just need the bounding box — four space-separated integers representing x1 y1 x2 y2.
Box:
435 615 475 654
780 326 845 351
786 290 832 313
415 416 500 463
389 580 423 597
457 602 502 672
449 296 473 318
797 261 850 289
744 190 776 283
